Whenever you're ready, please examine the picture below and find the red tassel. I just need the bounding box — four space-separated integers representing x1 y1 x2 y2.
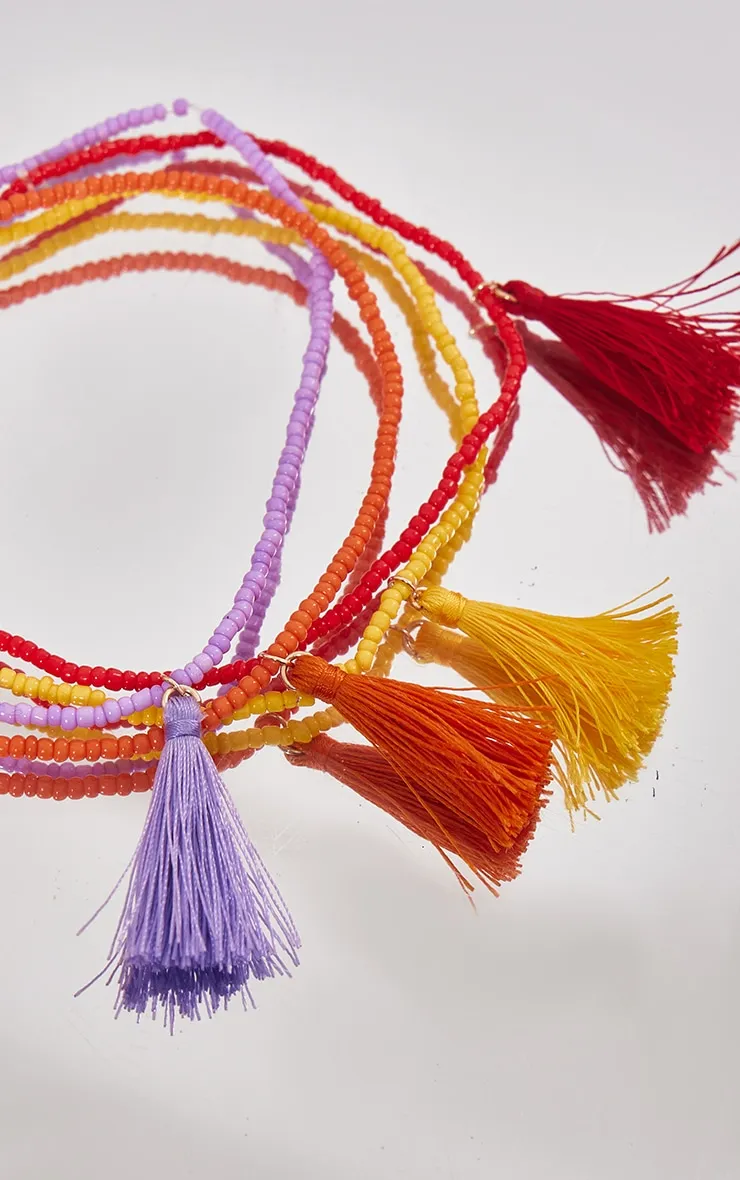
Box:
485 245 740 455
286 734 549 893
287 655 553 855
520 324 730 532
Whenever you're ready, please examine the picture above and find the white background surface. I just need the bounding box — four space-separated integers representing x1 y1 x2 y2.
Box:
0 2 738 1177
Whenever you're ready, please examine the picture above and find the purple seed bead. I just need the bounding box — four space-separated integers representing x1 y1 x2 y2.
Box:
15 704 32 726
94 706 107 728
30 707 47 727
48 705 62 727
78 707 95 729
61 708 77 732
103 700 122 725
118 698 134 719
173 98 189 117
154 104 167 120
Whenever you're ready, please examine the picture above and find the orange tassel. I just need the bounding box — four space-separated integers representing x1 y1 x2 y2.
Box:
287 654 553 854
286 734 550 893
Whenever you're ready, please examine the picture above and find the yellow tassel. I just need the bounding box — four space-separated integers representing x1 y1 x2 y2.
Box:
415 582 679 815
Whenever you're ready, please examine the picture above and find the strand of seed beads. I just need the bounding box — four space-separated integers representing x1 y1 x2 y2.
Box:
0 170 406 731
0 100 337 705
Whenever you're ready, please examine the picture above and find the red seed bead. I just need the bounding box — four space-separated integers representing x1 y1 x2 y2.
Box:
76 665 93 686
37 776 53 799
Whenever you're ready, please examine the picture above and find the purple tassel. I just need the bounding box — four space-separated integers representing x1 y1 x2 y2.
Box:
99 690 299 1028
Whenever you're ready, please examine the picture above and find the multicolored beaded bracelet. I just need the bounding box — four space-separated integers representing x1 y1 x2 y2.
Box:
0 178 507 732
4 98 734 1029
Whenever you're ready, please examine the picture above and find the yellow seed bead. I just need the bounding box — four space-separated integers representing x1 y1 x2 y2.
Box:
369 611 392 631
250 695 266 715
11 671 26 696
289 720 313 744
261 725 283 747
250 729 266 749
357 639 377 655
56 683 72 705
37 676 53 701
203 733 218 755
344 659 359 676
406 558 428 580
216 733 230 756
90 690 106 708
364 625 384 643
24 677 39 699
265 691 285 714
355 650 373 672
282 691 299 710
70 685 89 706
382 597 401 620
0 668 14 690
297 693 315 707
305 716 321 737
316 711 333 732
